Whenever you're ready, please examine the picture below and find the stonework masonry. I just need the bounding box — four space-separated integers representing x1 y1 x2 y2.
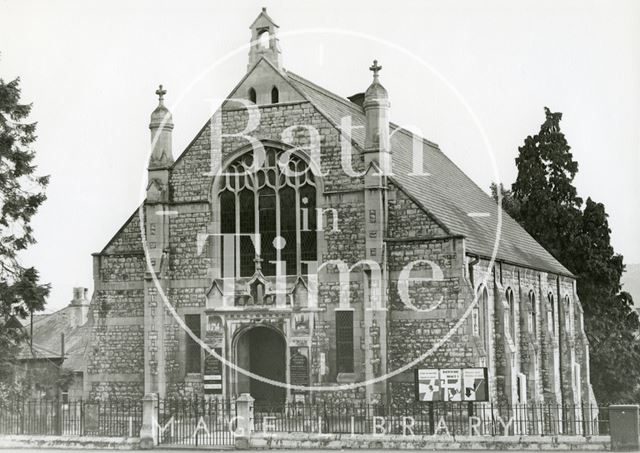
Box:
83 10 594 414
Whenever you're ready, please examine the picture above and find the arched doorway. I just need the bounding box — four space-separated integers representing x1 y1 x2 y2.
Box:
235 326 286 404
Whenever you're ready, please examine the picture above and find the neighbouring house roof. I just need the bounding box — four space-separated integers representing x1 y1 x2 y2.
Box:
285 70 572 277
17 306 89 372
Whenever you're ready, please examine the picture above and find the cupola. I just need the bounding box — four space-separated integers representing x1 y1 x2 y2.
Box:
148 84 174 170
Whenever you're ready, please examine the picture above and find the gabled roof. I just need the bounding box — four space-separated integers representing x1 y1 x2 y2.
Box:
145 54 571 277
17 306 89 372
285 71 572 276
250 8 279 29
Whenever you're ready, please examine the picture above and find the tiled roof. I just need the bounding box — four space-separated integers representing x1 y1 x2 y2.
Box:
17 306 89 372
286 71 572 276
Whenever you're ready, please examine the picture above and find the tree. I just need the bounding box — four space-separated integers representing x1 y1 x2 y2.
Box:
510 107 583 261
0 75 50 397
571 198 638 403
490 182 520 220
497 107 638 404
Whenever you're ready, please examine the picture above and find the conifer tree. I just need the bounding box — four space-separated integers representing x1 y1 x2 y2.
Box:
496 107 638 404
0 75 50 398
511 108 582 261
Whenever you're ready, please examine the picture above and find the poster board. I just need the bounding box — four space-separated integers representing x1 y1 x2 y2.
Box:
415 367 488 402
440 368 462 401
204 347 223 395
290 347 309 393
462 368 488 401
416 369 443 401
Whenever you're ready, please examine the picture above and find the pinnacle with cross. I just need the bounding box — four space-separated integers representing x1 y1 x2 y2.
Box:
155 84 167 104
369 60 382 80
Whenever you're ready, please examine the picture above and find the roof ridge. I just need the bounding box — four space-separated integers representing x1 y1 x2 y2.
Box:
287 71 365 116
288 71 441 149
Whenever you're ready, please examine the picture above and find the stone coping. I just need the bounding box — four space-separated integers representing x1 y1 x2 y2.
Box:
250 432 611 450
0 434 140 450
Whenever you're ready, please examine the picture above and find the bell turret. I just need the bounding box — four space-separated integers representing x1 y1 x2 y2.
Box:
248 7 283 71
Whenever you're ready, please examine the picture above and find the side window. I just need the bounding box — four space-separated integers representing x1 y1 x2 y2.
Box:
474 287 490 356
564 296 572 332
185 314 202 374
529 291 537 340
505 287 515 339
271 86 279 103
548 293 555 335
516 372 527 404
335 310 354 374
248 87 257 104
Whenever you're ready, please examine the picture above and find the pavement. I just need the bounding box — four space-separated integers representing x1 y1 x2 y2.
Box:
0 449 612 452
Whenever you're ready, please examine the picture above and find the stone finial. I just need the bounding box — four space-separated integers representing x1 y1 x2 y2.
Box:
363 59 391 174
155 84 167 104
369 60 382 80
149 83 174 171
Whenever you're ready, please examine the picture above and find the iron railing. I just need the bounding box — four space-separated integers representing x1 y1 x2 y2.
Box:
253 401 609 437
157 397 236 446
0 399 142 437
0 397 609 440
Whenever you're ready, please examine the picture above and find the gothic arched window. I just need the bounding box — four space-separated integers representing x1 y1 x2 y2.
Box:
271 86 279 104
564 295 572 333
506 287 515 339
474 286 490 361
218 147 317 278
548 293 555 335
248 87 257 104
528 290 537 340
481 287 490 354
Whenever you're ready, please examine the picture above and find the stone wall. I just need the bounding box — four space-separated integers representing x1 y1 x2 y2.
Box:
86 324 144 376
385 184 477 404
469 257 587 407
86 77 592 408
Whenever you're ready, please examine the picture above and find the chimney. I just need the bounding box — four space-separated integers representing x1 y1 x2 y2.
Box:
348 93 365 108
69 287 90 327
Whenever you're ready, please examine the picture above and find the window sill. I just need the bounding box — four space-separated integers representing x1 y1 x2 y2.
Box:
336 373 356 383
185 373 203 383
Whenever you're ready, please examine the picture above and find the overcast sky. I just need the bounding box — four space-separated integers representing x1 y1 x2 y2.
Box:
1 0 639 311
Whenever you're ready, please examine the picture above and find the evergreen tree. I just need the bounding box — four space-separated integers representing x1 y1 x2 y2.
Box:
511 107 582 261
0 75 50 398
572 198 638 403
498 107 637 404
490 182 520 220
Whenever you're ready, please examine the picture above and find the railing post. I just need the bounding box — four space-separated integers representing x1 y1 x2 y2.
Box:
235 393 254 449
139 394 159 450
609 405 640 451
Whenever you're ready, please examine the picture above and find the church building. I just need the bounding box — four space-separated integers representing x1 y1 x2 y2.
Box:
85 9 594 408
